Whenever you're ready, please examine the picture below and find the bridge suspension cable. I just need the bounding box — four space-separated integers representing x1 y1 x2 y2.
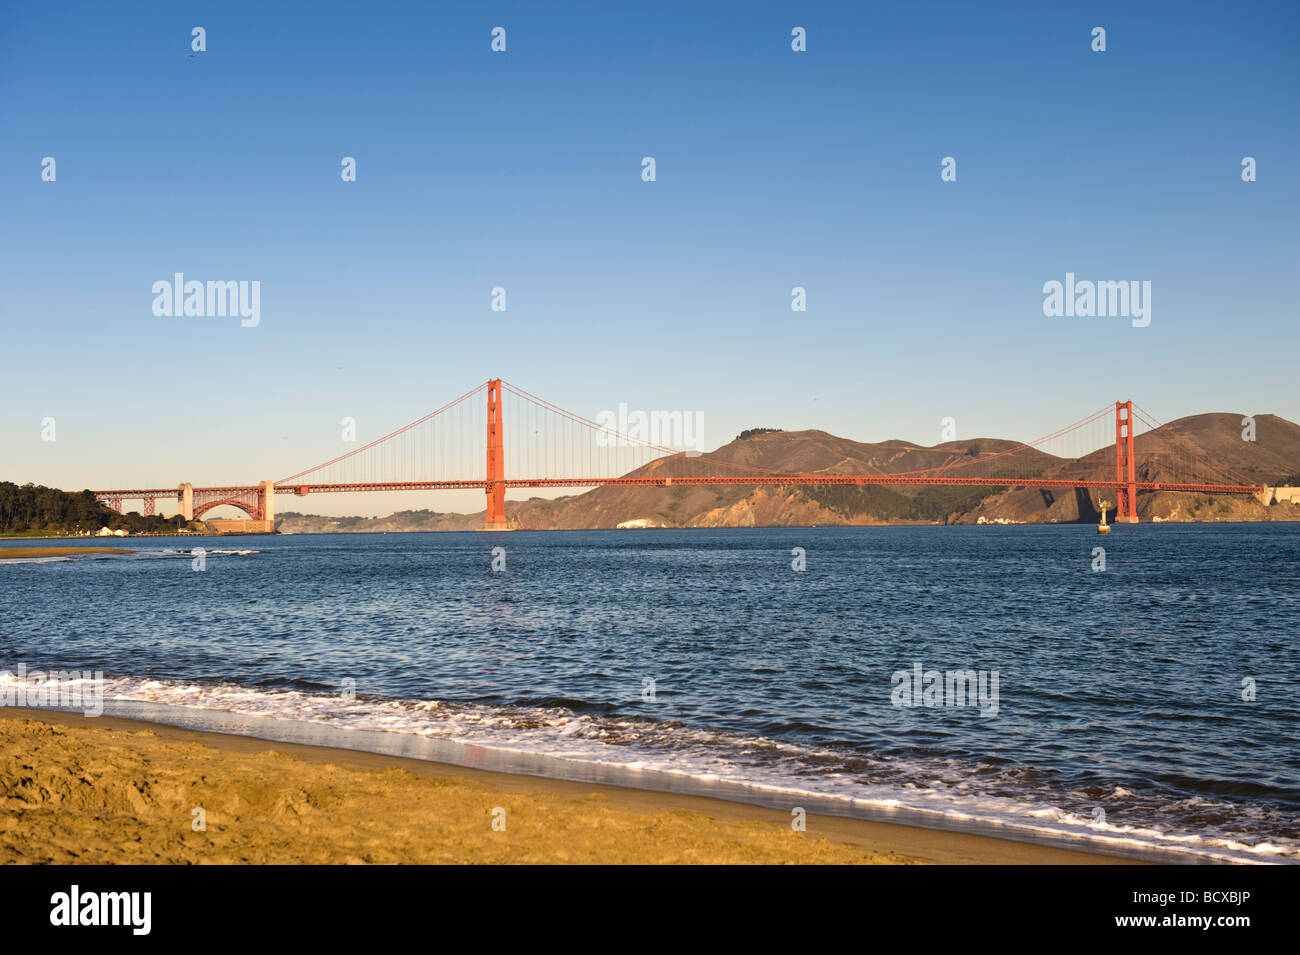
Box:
89 381 1268 524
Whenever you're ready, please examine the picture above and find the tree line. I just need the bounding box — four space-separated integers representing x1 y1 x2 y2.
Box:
0 482 187 534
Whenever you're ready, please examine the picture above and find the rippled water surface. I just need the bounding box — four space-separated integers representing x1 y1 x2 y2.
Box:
2 525 1297 862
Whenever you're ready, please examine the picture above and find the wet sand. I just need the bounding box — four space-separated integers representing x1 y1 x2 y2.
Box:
0 709 1132 864
0 546 131 559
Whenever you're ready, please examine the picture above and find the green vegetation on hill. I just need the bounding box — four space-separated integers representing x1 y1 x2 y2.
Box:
736 428 783 440
805 485 912 521
805 484 1006 523
0 482 187 536
910 485 1006 521
277 511 374 529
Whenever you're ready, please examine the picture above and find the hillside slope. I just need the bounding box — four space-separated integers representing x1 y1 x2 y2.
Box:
276 411 1300 531
963 413 1300 524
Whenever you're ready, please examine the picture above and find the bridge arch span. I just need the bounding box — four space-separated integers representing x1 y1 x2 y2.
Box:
193 497 264 521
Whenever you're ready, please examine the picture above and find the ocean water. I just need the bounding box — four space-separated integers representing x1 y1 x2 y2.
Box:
2 525 1297 863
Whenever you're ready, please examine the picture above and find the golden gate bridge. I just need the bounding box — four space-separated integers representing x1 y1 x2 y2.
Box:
91 379 1268 530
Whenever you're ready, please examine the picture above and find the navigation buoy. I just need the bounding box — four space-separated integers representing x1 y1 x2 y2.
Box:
1097 501 1111 535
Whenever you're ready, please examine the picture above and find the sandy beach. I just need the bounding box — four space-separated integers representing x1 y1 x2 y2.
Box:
0 709 1131 865
0 546 132 559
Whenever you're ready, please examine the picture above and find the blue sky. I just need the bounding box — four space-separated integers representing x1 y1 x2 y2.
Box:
2 1 1297 516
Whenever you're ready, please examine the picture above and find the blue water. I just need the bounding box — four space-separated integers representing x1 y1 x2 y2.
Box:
2 525 1298 862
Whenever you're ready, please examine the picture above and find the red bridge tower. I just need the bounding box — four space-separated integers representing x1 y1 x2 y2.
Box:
484 378 508 529
1115 400 1138 523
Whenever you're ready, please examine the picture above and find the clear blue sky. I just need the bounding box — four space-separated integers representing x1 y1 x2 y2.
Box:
2 1 1296 516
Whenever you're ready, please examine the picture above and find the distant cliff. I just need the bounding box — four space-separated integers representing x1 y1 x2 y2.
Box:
276 509 479 534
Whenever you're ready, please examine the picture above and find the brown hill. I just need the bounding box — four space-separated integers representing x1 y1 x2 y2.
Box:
275 413 1300 532
964 413 1300 524
503 430 1061 529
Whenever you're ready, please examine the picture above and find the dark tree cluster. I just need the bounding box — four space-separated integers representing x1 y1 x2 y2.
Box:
0 481 186 535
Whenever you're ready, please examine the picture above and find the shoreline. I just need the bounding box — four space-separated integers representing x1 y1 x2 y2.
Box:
280 517 1300 532
5 516 1300 544
1 708 1133 865
0 546 133 560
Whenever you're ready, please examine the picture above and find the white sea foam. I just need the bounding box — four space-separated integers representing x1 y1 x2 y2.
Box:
0 548 258 565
